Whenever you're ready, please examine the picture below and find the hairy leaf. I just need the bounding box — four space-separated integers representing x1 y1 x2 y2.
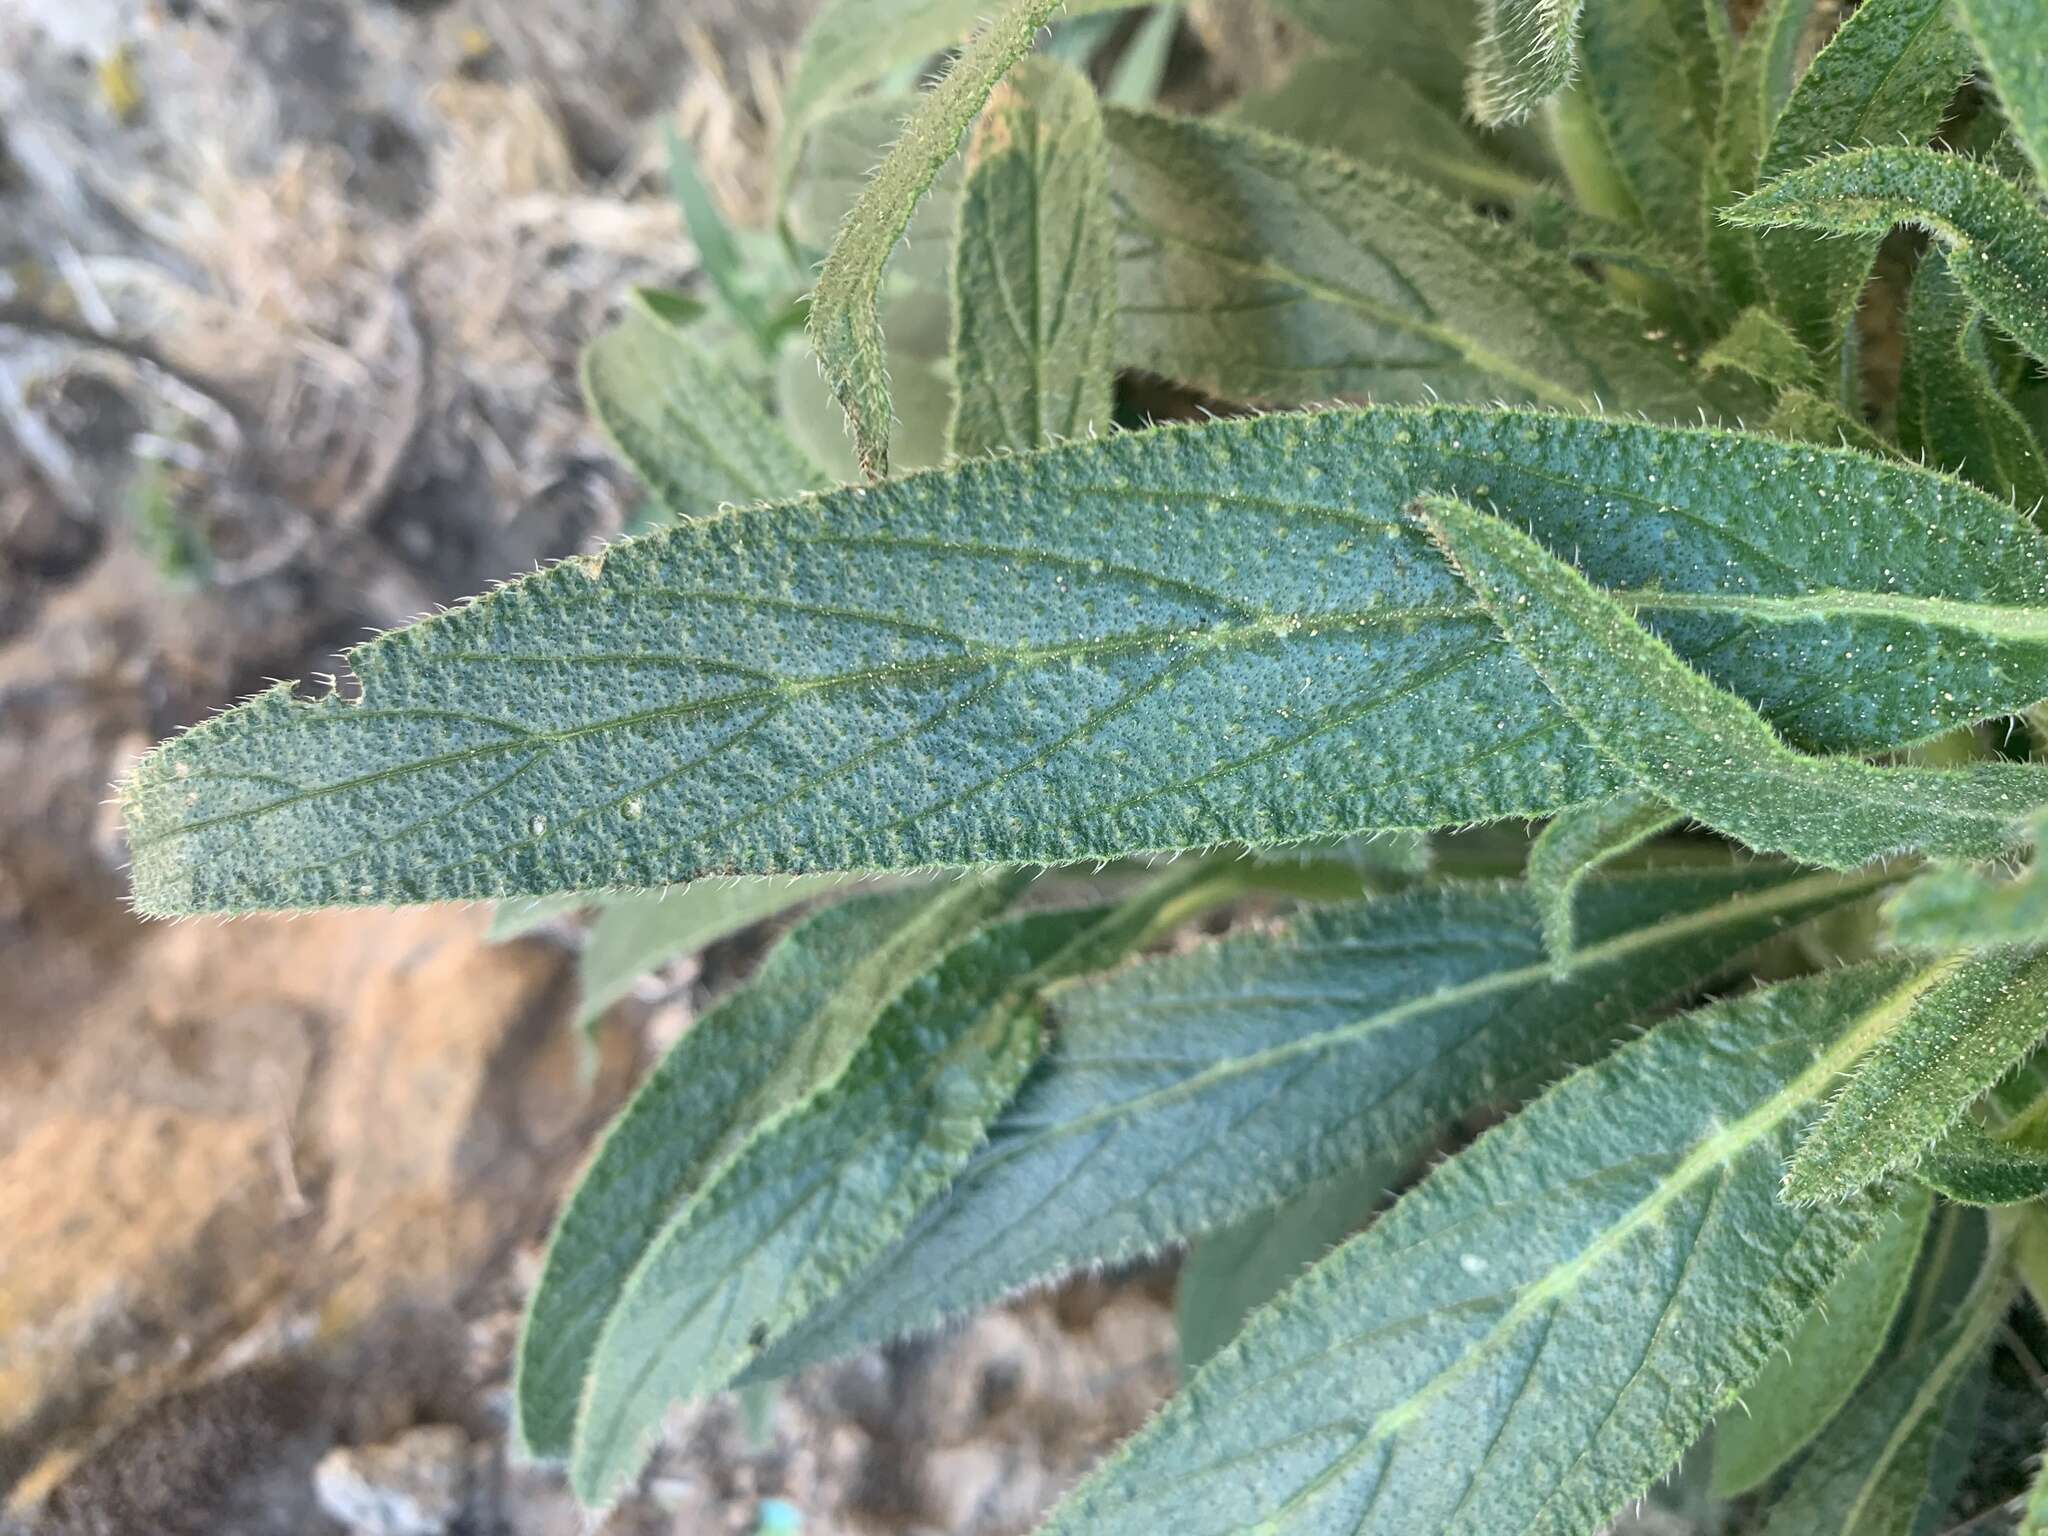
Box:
124 406 2048 913
1731 146 2048 367
747 865 1888 1379
779 287 954 478
1917 1116 2048 1205
570 895 1105 1504
1526 789 1681 963
1789 946 2048 1203
1952 0 2048 198
1232 55 1546 207
1036 960 1930 1536
1712 1184 1931 1497
1753 1246 2008 1536
1885 812 2048 950
1763 386 1890 453
514 875 1020 1459
949 57 1115 458
1264 0 1477 107
582 293 824 519
808 0 1060 478
1468 0 1585 128
1899 251 2048 510
1753 0 1971 361
1176 1152 1405 1373
779 0 1127 180
486 892 581 942
2025 1438 2048 1536
1704 0 1820 309
1700 304 1820 391
1107 110 1747 418
1413 493 2048 870
575 875 852 1032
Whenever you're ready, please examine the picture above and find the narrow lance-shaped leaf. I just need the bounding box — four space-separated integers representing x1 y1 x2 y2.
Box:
1953 0 2048 199
568 871 1206 1505
948 57 1115 459
1108 110 1746 420
1525 788 1680 964
123 406 2048 913
1885 810 2048 950
747 864 1889 1380
1700 304 1821 392
582 292 825 520
784 97 962 290
574 874 853 1033
807 0 1062 478
1753 0 1971 362
1754 1240 2011 1536
1898 250 2048 510
1703 0 1819 309
1175 1153 1407 1374
1467 0 1585 128
1916 1115 2048 1206
514 874 1022 1459
1730 146 2048 368
1763 386 1890 454
1789 945 2048 1202
1712 1184 1932 1497
1412 493 2048 870
1037 959 1935 1536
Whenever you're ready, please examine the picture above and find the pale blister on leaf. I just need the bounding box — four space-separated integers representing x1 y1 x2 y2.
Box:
1467 0 1585 128
806 0 1064 478
948 56 1116 459
1789 945 2048 1203
1751 0 1972 360
1412 493 2048 870
1525 788 1680 963
1753 1242 2010 1536
747 864 1888 1380
514 875 1020 1459
582 292 825 519
1036 960 1932 1536
1711 1184 1931 1497
1730 145 2048 368
568 897 1086 1506
1107 109 1748 420
124 406 2048 913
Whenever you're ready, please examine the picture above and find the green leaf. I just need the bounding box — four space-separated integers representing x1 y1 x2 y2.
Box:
1730 145 2048 368
1899 250 2048 509
948 57 1116 459
2023 1434 2048 1536
1526 789 1680 964
575 875 853 1032
513 875 1020 1459
1885 811 2048 950
1753 1242 2010 1536
1467 0 1585 128
568 871 1206 1503
123 406 2048 913
1753 0 1971 362
486 892 582 942
1107 109 1750 419
1712 1184 1932 1497
582 292 825 520
1103 2 1179 107
746 864 1890 1380
1916 1115 2048 1205
1953 0 2048 199
807 0 1063 478
779 287 954 477
1703 0 1820 310
1700 304 1821 391
1763 386 1890 454
1412 493 2048 870
779 0 1129 181
1563 0 1724 255
1175 1152 1406 1374
663 125 792 355
1264 0 1477 107
1036 959 1932 1536
1231 55 1546 207
1789 946 2048 1203
783 97 962 292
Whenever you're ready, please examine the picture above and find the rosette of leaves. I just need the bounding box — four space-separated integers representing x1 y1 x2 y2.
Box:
122 0 2048 1528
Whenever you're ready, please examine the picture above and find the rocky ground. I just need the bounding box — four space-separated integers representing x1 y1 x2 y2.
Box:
0 1 1191 1531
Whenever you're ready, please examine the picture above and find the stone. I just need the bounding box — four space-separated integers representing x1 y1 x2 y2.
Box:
313 1424 471 1536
